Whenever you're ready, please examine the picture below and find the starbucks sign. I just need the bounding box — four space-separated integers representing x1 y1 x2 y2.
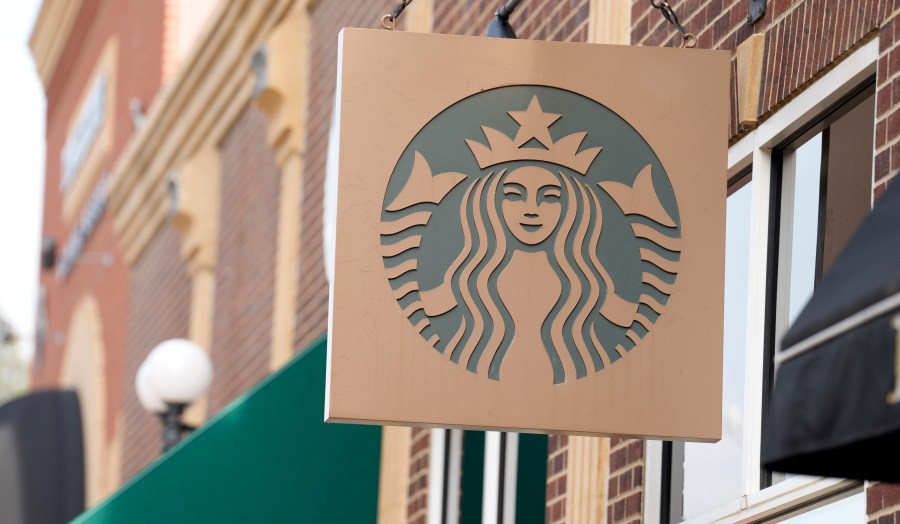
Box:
327 29 729 440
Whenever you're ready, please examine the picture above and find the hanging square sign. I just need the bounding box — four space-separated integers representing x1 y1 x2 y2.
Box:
327 28 729 440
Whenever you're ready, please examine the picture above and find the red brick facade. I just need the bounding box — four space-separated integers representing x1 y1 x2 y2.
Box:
608 438 644 524
34 0 165 480
869 483 900 524
632 1 891 142
869 8 900 516
121 227 192 479
296 0 396 351
207 105 280 414
407 428 431 524
546 434 568 523
433 0 590 41
875 9 900 198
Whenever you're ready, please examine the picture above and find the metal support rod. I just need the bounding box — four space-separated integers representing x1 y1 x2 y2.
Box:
160 403 187 453
496 0 522 19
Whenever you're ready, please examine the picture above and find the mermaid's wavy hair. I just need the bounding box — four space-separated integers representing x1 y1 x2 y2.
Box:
444 166 612 383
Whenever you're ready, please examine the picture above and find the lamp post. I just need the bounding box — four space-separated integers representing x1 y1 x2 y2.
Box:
135 339 212 453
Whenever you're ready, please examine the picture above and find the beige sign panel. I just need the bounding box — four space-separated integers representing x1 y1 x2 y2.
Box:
327 28 729 441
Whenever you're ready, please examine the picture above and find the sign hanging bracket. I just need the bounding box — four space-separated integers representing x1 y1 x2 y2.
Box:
649 0 697 48
382 0 413 31
748 0 766 24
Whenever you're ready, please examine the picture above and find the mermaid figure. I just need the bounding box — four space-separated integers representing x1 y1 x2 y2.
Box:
381 96 679 384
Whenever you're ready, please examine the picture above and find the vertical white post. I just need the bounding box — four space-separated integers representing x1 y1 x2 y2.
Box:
502 433 519 524
445 430 463 523
742 142 773 497
427 429 446 524
643 440 663 524
483 431 502 523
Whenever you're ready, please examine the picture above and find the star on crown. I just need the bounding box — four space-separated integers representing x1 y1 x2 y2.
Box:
465 96 602 175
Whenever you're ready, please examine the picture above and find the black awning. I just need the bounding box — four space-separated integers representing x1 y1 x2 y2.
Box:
0 390 84 523
763 179 900 481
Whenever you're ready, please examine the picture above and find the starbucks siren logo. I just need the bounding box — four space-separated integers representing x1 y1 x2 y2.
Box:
379 86 681 384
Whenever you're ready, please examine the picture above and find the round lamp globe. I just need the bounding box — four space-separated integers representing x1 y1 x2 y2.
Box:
143 338 212 405
135 361 167 414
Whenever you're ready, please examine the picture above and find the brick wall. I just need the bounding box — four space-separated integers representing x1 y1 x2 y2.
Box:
295 0 396 350
608 438 643 524
433 0 589 41
870 11 900 508
869 483 900 524
875 9 900 199
34 0 165 479
632 1 889 141
545 434 568 523
206 105 280 413
120 227 192 479
407 428 431 524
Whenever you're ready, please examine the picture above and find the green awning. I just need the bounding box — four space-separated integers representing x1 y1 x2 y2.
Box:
74 336 382 523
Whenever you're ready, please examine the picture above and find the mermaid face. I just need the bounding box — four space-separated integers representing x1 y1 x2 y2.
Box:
501 166 562 245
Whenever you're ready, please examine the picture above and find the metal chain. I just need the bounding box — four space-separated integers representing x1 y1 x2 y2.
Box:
649 0 697 48
382 0 414 30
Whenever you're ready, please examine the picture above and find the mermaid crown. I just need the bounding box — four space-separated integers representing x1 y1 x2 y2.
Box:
465 95 602 175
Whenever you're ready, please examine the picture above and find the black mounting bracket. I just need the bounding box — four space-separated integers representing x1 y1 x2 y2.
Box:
748 0 766 24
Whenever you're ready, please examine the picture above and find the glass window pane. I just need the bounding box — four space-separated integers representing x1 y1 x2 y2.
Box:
781 492 865 523
784 133 823 325
514 433 547 524
459 431 485 524
821 94 875 273
679 180 753 520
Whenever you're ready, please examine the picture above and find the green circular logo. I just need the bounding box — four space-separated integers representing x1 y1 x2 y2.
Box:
380 86 681 384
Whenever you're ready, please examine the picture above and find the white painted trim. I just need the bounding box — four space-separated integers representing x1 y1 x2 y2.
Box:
741 143 774 499
502 433 519 524
445 429 463 524
483 431 502 523
773 148 799 356
643 440 663 524
427 429 446 524
681 499 745 524
680 478 861 524
745 36 878 504
776 291 900 366
728 131 755 172
755 39 878 150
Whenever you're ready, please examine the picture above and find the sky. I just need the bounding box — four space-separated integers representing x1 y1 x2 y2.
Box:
0 0 45 362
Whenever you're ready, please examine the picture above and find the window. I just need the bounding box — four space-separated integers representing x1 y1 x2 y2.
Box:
646 39 879 524
430 430 547 523
764 85 876 489
662 175 753 522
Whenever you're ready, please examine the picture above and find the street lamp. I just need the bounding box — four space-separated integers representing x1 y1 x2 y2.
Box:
485 0 521 39
135 339 212 453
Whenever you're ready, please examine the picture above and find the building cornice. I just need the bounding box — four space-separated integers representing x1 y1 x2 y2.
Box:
109 0 294 264
29 0 85 90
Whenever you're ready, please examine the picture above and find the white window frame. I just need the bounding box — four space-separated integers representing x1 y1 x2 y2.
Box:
482 431 519 524
644 37 878 524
